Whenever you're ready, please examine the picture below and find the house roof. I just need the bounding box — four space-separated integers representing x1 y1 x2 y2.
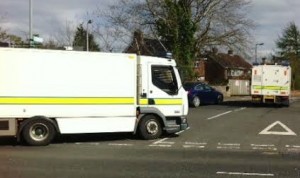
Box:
207 52 252 70
124 31 168 56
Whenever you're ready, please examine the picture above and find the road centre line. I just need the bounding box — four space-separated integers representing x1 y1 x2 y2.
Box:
216 171 274 177
175 127 190 135
207 107 246 120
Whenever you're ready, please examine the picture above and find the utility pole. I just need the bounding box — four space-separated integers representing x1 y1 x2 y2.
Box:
86 20 92 51
255 43 264 63
29 0 33 47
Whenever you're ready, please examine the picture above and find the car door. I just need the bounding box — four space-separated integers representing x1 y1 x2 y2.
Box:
202 84 216 103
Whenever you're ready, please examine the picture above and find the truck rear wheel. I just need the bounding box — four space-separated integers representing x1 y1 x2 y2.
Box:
138 115 162 140
22 118 56 146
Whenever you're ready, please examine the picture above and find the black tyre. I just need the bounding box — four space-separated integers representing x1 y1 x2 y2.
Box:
138 115 162 140
22 118 56 146
215 95 223 104
282 100 290 107
192 96 200 107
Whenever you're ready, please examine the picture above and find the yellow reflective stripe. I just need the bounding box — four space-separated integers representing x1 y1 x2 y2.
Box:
252 86 289 90
139 98 182 105
139 99 148 105
0 97 134 105
154 99 182 105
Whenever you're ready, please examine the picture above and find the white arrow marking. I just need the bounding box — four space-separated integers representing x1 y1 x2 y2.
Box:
259 121 297 136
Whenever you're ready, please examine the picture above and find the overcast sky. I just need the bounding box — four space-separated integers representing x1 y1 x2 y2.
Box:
1 0 300 57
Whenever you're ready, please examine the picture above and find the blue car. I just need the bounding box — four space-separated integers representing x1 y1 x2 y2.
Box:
183 82 223 107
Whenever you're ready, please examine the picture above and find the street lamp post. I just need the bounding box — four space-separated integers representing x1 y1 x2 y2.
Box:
86 20 92 51
255 43 264 63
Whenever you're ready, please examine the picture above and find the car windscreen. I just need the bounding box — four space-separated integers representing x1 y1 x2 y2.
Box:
183 83 195 90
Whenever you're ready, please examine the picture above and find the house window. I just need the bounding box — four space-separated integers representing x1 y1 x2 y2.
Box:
194 61 200 68
229 69 244 77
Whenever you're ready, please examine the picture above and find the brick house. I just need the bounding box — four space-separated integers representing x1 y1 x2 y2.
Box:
195 49 252 95
195 49 252 83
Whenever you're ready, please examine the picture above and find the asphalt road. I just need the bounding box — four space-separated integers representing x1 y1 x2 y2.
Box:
1 99 300 178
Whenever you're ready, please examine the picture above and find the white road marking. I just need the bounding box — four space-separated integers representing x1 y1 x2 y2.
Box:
183 142 207 149
151 127 190 146
185 142 207 145
175 127 190 135
216 171 274 177
259 121 297 136
285 145 300 152
251 144 277 151
286 145 300 148
251 144 275 147
207 111 232 120
108 143 133 146
218 143 240 146
153 138 174 145
217 143 240 150
149 144 172 148
183 145 205 149
207 107 246 120
234 107 247 112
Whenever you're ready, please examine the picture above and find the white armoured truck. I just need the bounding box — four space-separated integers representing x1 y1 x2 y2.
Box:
0 48 188 146
251 64 291 106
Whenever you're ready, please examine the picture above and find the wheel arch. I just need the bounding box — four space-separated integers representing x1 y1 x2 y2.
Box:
17 116 60 141
134 107 166 134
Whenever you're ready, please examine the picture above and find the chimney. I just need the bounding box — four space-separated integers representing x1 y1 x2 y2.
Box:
261 57 267 65
133 30 144 45
212 47 218 54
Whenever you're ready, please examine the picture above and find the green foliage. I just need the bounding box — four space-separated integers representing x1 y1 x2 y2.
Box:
276 22 300 57
276 21 300 90
156 0 196 80
73 24 100 51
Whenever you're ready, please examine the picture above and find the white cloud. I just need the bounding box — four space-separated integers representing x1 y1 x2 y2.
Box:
0 0 114 39
1 0 300 53
250 0 300 54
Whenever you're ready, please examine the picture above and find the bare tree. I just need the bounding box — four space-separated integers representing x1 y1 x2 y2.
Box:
0 13 8 41
53 20 76 47
93 0 254 54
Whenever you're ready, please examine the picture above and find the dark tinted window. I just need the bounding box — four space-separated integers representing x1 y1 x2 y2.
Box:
152 66 178 95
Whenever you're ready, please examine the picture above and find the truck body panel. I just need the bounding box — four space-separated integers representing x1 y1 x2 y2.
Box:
0 48 188 142
251 64 291 105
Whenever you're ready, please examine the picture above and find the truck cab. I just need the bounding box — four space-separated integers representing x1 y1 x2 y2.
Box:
137 56 188 139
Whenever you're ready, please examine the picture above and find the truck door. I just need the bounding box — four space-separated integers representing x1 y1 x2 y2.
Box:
147 65 183 116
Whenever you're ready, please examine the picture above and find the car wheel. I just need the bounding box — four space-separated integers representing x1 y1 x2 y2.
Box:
216 95 223 104
192 96 201 107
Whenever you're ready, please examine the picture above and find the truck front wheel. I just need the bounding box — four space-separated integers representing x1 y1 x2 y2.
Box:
22 118 56 146
138 115 162 140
